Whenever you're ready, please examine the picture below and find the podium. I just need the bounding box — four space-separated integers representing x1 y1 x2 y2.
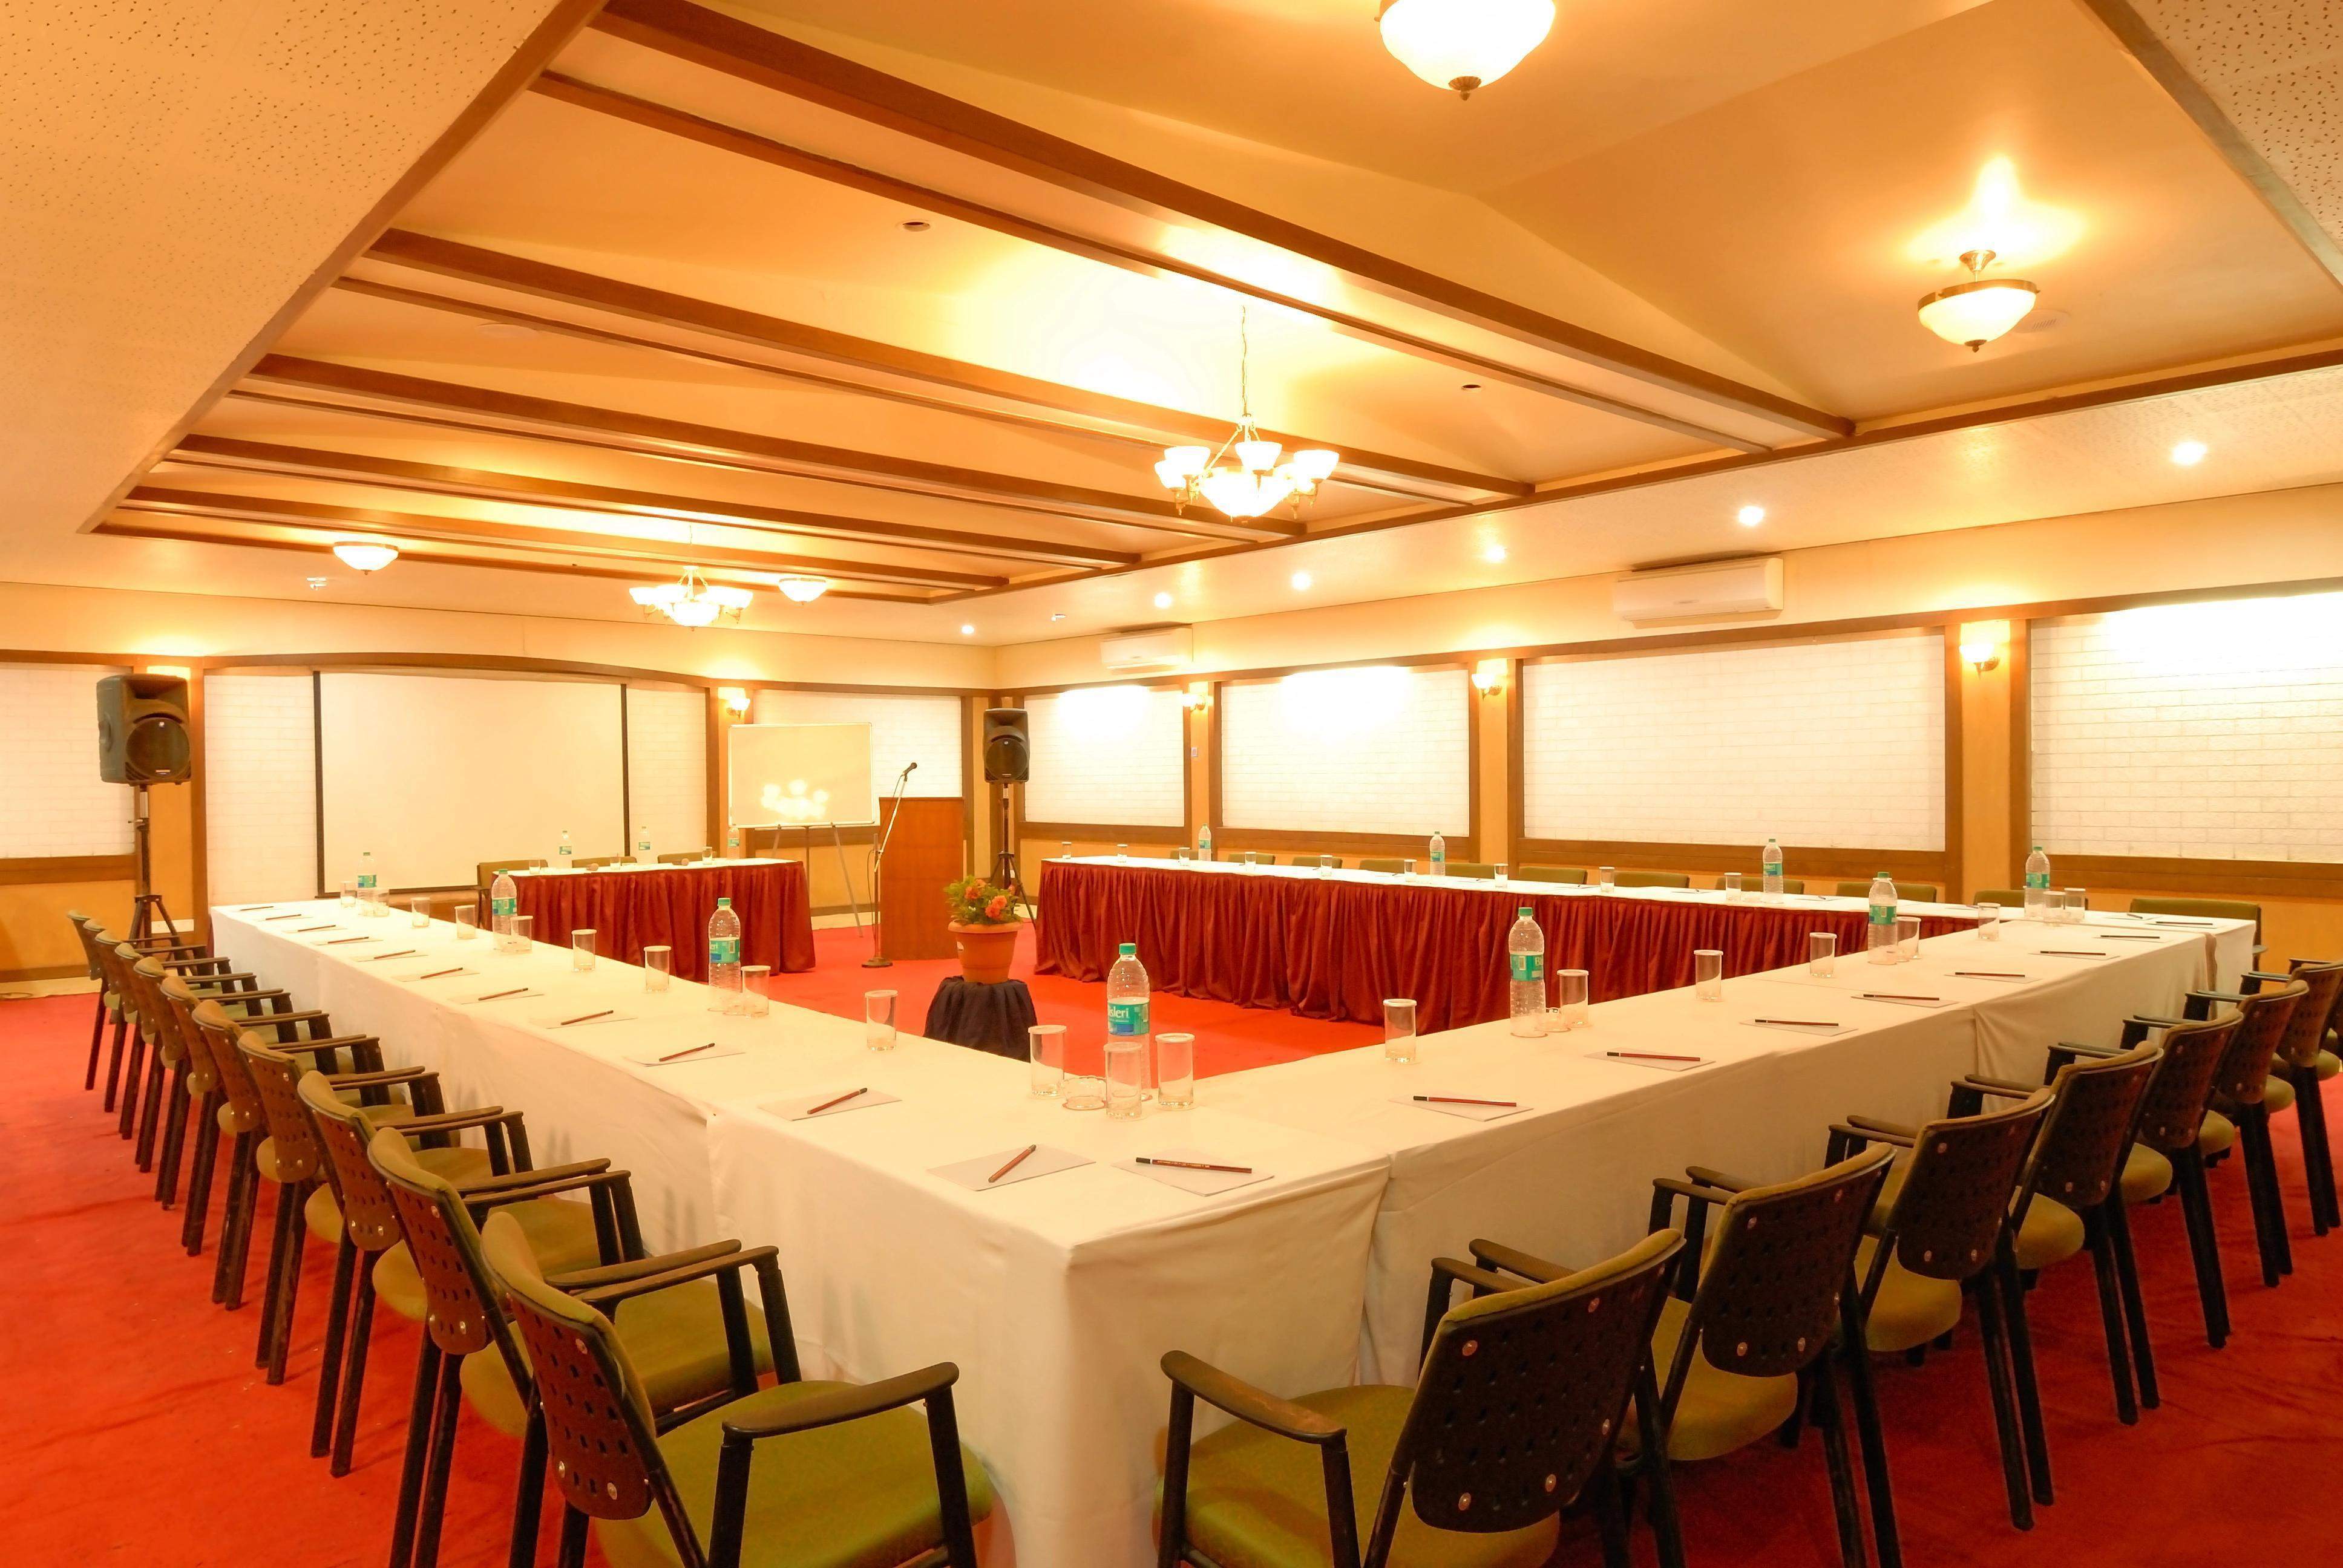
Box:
872 797 960 961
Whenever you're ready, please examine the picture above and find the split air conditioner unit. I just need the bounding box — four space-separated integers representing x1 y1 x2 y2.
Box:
1099 626 1193 672
1610 557 1784 624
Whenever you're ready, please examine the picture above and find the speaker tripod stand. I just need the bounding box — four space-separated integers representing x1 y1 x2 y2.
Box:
991 790 1033 919
127 783 177 943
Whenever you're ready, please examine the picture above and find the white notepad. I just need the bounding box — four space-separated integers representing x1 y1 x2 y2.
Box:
931 1145 1092 1191
625 1042 749 1068
1397 1096 1530 1122
532 1008 637 1029
1116 1148 1272 1196
764 1087 900 1119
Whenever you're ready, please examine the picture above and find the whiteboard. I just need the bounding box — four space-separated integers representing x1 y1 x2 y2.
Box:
318 671 625 889
728 722 874 828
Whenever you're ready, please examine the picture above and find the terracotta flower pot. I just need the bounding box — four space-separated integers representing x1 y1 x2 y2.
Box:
948 920 1023 984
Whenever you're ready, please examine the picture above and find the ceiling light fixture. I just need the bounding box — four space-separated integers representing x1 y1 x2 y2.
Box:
330 541 398 573
1378 0 1556 98
1291 571 1312 592
629 564 752 628
2170 439 2208 466
1736 505 1766 528
1916 249 2039 351
960 624 976 636
1153 591 1175 610
1155 305 1337 521
900 219 931 232
775 574 830 603
1483 543 1507 563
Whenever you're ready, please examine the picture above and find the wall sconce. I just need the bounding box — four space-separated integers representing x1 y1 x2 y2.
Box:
717 686 751 716
142 664 193 681
1471 658 1508 696
1181 681 1213 713
1958 621 2010 674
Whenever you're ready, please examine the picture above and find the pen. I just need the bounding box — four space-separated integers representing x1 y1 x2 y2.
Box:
324 936 372 946
989 1144 1037 1184
416 965 463 979
1858 992 1939 1002
1953 970 2029 979
1754 1018 1840 1028
805 1086 867 1114
364 949 418 962
263 913 303 922
1604 1050 1701 1063
1136 1156 1254 1174
557 1008 614 1027
659 1042 717 1064
474 986 528 1001
296 924 335 933
2039 950 2105 958
237 904 274 912
2097 934 2160 942
1412 1094 1518 1108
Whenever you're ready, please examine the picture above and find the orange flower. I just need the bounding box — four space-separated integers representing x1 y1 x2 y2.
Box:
984 894 1009 920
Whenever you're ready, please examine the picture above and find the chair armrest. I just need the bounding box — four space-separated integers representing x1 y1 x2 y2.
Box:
2045 1041 2120 1075
548 1240 740 1290
264 1036 382 1070
572 1244 776 1308
1684 1165 1763 1193
2186 990 2249 1021
723 1364 959 1441
238 1010 335 1035
460 1166 630 1211
161 956 237 975
1829 1121 1915 1160
325 1067 429 1091
457 1157 609 1195
1467 1238 1568 1284
1956 1075 2039 1105
1159 1351 1343 1445
378 1105 511 1135
1844 1112 1917 1138
1653 1175 1737 1208
2242 971 2293 993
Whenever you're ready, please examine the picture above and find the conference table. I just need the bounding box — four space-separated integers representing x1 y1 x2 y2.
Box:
212 900 2249 1568
508 857 814 979
1036 857 1984 1030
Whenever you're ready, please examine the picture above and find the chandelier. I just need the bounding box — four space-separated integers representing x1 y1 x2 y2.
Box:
1916 249 2039 351
630 565 753 627
1378 0 1556 99
1154 307 1338 521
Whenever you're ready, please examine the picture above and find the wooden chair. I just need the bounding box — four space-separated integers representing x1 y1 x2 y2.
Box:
1832 881 1941 903
90 927 231 1137
2175 981 2307 1289
1612 871 1691 889
1720 873 1806 893
658 850 713 864
1156 1233 1683 1568
127 955 277 1207
1513 866 1585 884
1442 861 1498 879
1829 1089 2054 1530
1476 1148 1898 1568
2108 1015 2243 1355
2128 896 2262 956
65 910 108 1091
156 973 294 1252
573 855 630 871
1971 888 2025 910
2250 959 2342 1235
1358 858 1405 875
488 1210 987 1568
1236 852 1280 866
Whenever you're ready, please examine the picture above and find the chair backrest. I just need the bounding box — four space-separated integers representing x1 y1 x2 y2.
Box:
1970 888 2025 909
1358 858 1404 875
2272 961 2342 1070
1882 1091 2051 1281
574 855 629 870
95 938 145 1028
1369 1232 1683 1558
1443 861 1496 880
1722 874 1806 893
1314 855 1345 869
2025 1045 2161 1210
300 1072 408 1254
368 1126 525 1359
2213 982 2306 1105
480 1210 677 1533
124 956 179 1062
238 1032 324 1184
157 975 222 1095
1832 880 1939 901
2130 897 2261 941
1239 852 1279 866
656 851 708 864
2129 1017 2239 1153
65 910 104 979
1514 866 1585 885
1614 871 1691 889
476 858 546 889
1682 1146 1892 1382
189 999 267 1136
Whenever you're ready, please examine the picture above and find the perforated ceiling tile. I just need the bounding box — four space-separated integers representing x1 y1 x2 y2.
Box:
2130 0 2343 247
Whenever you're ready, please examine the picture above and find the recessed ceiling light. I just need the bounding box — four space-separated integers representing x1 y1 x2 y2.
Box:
1153 591 1174 609
1050 612 1067 622
1291 571 1312 592
1483 543 1507 563
901 219 931 232
2170 439 2208 466
959 624 975 635
1736 505 1766 528
1460 382 1483 392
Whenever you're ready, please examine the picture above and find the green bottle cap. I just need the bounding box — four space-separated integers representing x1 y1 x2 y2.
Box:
1518 905 1531 917
1119 942 1136 956
716 897 730 907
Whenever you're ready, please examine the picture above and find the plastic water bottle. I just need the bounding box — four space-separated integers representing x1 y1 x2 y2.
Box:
555 828 574 871
1866 871 1899 963
635 824 654 866
1507 906 1545 1035
2024 846 2050 913
726 825 742 858
707 897 742 1011
489 866 519 939
1108 942 1150 1083
1429 831 1447 878
1762 837 1784 901
356 849 377 896
1198 825 1213 863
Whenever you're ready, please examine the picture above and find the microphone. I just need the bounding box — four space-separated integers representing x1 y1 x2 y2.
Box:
898 760 917 780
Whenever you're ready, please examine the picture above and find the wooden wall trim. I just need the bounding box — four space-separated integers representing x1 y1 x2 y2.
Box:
2007 619 2033 888
1022 820 1190 843
2054 854 2343 901
0 855 137 887
1942 627 1965 901
1514 840 1953 887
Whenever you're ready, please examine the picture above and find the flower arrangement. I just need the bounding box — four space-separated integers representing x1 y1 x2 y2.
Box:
945 874 1023 927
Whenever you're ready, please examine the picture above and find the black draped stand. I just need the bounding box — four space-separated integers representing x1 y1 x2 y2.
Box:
923 977 1038 1060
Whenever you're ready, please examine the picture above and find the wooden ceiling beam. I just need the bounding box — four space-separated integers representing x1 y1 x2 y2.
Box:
119 486 1009 590
588 0 1849 442
167 433 1137 569
240 353 1296 538
365 228 1530 503
528 70 1775 457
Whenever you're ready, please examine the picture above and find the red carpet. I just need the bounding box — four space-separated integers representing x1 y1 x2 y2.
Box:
4 981 2339 1568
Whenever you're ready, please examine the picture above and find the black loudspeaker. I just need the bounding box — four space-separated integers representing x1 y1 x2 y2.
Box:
96 674 194 785
983 707 1030 783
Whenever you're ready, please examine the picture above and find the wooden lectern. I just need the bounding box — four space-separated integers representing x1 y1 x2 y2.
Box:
871 797 960 960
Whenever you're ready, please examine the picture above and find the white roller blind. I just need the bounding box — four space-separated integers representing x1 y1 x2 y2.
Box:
750 690 962 818
2032 592 2343 861
1219 666 1469 836
1022 685 1186 828
0 663 133 857
1523 635 1945 850
204 671 318 901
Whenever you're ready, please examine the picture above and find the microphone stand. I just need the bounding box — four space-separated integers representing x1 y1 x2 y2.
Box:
863 762 916 968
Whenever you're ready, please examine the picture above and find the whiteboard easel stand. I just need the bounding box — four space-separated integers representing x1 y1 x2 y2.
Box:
746 822 864 934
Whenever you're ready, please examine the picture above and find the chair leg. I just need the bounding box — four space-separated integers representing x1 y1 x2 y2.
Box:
2296 1071 2339 1234
85 993 107 1090
182 1105 221 1255
1634 1362 1687 1568
102 1010 128 1111
2172 1152 2230 1347
1837 1322 1901 1568
153 1067 191 1206
1996 1255 2053 1506
510 1412 549 1568
266 1191 310 1385
312 1238 358 1458
214 1135 259 1308
1971 1274 2034 1529
256 1182 295 1367
330 1267 379 1477
1587 1457 1633 1568
2105 1198 2158 1412
2241 1112 2292 1283
116 1025 147 1139
2084 1208 2138 1425
1807 1357 1872 1568
415 1348 467 1568
555 1505 589 1568
390 1338 443 1568
133 1045 168 1169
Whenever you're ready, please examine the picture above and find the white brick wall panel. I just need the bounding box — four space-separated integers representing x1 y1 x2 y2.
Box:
203 672 317 901
1220 667 1471 836
1023 686 1186 828
625 685 709 855
0 664 136 858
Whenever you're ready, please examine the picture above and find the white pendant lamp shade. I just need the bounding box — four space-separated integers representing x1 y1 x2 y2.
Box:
775 575 830 603
1916 250 2038 351
1199 469 1296 519
1379 0 1557 97
330 540 398 573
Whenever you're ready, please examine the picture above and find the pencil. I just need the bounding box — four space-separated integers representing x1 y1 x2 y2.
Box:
988 1144 1037 1184
1604 1051 1701 1063
1754 1018 1839 1027
806 1086 867 1114
474 986 528 1001
416 965 462 979
557 1008 613 1027
1412 1094 1517 1108
658 1042 716 1064
1136 1156 1254 1174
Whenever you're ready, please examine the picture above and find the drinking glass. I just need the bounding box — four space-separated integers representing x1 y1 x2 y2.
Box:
410 896 431 929
865 989 897 1051
1027 1023 1065 1097
1319 855 1334 877
364 885 388 918
1552 969 1590 1031
506 914 534 955
1809 932 1838 977
1598 866 1617 887
2064 889 2088 922
1722 871 1742 899
643 944 672 992
1116 843 1129 861
454 906 478 940
1401 858 1417 880
1060 840 1072 860
338 878 358 910
2040 889 2067 923
1494 863 1509 883
1175 846 1191 861
1061 1071 1107 1111
1976 903 2001 941
1104 1040 1147 1119
1155 1032 1196 1109
741 965 772 1018
1242 850 1257 871
571 928 597 972
1383 998 1418 1064
1694 949 1724 1001
1896 916 1921 961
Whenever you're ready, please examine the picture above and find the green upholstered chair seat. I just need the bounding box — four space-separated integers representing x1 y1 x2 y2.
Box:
1627 1296 1798 1463
253 1101 421 1185
2259 1075 2297 1114
1614 871 1692 889
595 1379 995 1568
301 1146 494 1244
372 1194 603 1326
1853 1238 1962 1354
1168 1383 1556 1568
1970 889 2025 909
2318 1050 2340 1082
2199 1110 2236 1157
1443 862 1497 880
1358 858 1405 875
462 1273 777 1439
1513 866 1585 884
2119 1146 2174 1206
1832 881 1940 902
2013 1198 2085 1272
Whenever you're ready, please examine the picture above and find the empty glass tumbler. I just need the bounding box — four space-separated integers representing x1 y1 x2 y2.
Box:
1976 903 2001 941
643 945 672 991
1155 1032 1196 1108
864 988 897 1050
1694 949 1725 1001
1105 1039 1147 1119
454 906 478 939
1809 932 1838 976
1552 969 1590 1031
1028 1023 1065 1097
1384 998 1418 1064
1895 916 1920 961
571 929 597 972
741 965 772 1018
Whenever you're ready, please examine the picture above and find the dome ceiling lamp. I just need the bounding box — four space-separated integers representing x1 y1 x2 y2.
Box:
1154 306 1339 522
1916 248 2040 351
630 564 753 628
1378 0 1557 99
330 540 398 573
776 574 831 603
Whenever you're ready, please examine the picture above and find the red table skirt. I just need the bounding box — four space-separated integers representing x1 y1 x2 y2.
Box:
511 861 814 981
1034 862 1974 1033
